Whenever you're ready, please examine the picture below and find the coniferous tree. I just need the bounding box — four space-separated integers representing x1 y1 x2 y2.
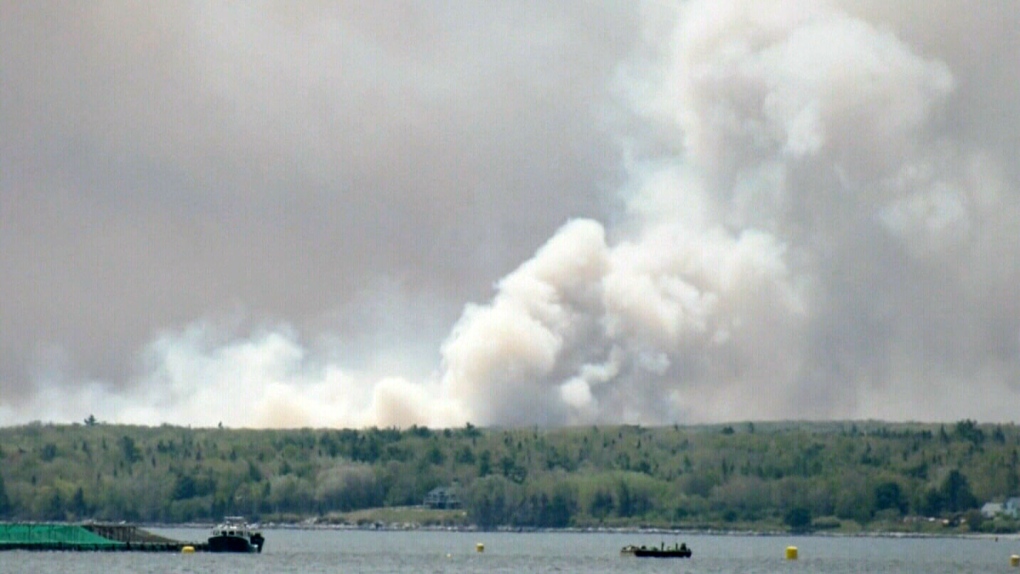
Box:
0 473 11 517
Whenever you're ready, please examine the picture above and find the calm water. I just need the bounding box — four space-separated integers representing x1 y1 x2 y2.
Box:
0 528 1016 574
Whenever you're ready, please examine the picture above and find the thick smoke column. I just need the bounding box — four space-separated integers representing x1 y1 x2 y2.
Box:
434 0 1020 425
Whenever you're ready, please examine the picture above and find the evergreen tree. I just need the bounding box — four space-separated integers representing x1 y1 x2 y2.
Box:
71 487 87 518
940 470 977 513
0 473 11 517
784 507 812 531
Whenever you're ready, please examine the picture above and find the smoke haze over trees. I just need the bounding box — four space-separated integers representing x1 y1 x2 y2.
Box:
3 1 1020 427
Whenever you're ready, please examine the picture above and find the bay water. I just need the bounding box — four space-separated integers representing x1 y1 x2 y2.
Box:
0 527 1016 573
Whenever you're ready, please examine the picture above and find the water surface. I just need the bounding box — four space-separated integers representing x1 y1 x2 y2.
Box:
0 528 1015 573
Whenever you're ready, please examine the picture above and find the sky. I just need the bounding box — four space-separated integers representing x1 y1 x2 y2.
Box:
2 0 1019 428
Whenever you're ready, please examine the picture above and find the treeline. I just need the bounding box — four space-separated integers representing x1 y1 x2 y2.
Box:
1 419 1019 532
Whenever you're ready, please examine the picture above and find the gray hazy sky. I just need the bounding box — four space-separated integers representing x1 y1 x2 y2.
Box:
2 0 1019 428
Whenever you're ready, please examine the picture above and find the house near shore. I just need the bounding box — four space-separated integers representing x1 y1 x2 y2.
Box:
981 497 1020 518
424 485 462 509
981 502 1003 518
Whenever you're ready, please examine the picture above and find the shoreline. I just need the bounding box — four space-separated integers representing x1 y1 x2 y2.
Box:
147 520 1019 541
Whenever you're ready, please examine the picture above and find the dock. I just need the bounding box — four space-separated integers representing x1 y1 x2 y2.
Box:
0 523 208 552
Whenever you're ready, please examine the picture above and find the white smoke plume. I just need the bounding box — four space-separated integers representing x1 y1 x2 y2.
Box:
4 0 1020 427
430 0 1020 426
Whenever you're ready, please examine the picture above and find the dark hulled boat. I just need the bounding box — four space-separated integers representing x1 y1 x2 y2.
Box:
621 542 692 558
207 517 265 553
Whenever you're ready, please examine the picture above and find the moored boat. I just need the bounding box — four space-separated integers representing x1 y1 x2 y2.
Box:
207 517 265 553
621 542 691 558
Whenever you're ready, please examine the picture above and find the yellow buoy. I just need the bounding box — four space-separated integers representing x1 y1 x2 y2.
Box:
476 542 485 553
181 545 195 554
1010 554 1019 567
785 546 798 560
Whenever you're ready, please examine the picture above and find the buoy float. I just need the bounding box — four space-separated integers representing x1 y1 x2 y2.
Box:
1010 554 1019 567
181 546 195 554
785 546 798 560
476 542 485 553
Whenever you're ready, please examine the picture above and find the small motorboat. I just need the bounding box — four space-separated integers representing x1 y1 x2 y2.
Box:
621 542 692 558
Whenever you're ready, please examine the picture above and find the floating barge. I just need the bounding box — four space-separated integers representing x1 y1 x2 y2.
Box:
0 523 209 552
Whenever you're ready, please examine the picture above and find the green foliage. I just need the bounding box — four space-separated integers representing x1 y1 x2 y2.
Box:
40 443 58 462
954 420 984 445
784 507 812 531
0 473 11 517
70 487 87 518
120 436 141 464
171 474 199 500
939 469 978 513
477 450 493 477
874 481 906 514
0 420 1015 531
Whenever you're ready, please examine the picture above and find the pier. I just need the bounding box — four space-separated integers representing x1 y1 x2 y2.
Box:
0 523 208 552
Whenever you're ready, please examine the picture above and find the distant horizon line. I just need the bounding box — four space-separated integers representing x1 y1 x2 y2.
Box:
1 417 1011 432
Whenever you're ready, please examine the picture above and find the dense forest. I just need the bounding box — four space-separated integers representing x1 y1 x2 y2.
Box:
1 419 1019 533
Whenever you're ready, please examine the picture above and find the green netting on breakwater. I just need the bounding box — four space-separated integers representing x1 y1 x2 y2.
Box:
0 524 123 547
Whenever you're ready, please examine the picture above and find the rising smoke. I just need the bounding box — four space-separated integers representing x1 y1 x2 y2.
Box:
4 0 1020 427
432 0 1020 426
